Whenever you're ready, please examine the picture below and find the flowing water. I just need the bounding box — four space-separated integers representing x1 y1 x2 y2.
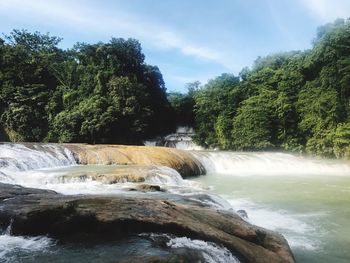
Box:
191 151 350 263
1 143 350 262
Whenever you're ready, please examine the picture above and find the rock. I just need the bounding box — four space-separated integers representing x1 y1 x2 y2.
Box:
0 182 56 201
118 254 204 263
0 183 294 263
132 184 163 192
59 165 183 187
237 209 249 219
60 165 160 184
64 144 205 178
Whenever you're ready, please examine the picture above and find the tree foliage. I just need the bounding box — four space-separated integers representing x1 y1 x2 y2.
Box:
0 30 174 143
1 19 350 158
192 18 350 158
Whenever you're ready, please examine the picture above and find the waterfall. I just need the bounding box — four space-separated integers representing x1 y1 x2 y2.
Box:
144 126 203 151
0 143 77 183
190 151 350 176
0 143 205 194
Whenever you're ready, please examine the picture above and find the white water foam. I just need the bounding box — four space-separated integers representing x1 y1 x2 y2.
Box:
0 223 55 262
228 198 325 250
0 143 76 183
0 163 204 196
144 166 202 188
140 233 240 263
0 235 54 261
0 143 203 193
167 237 240 263
191 151 350 176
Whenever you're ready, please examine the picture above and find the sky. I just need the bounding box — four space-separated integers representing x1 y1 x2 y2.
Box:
0 0 349 92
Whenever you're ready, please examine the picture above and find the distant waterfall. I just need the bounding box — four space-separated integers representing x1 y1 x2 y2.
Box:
144 126 203 150
190 151 350 176
0 143 76 182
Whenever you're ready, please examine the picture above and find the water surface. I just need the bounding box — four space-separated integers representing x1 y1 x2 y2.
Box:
192 156 350 263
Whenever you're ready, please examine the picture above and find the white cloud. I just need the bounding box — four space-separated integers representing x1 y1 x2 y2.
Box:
167 74 211 85
0 0 234 70
302 0 350 21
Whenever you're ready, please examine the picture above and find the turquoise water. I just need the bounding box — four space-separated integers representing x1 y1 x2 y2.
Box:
192 172 350 263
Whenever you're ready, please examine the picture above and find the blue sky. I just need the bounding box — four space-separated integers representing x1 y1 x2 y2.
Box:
0 0 349 92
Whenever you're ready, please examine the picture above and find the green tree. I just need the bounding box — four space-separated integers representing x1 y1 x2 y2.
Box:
231 89 279 150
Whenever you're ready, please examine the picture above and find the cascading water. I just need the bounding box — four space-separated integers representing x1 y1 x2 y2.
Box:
0 143 76 183
190 151 350 176
2 143 350 262
0 143 238 263
0 143 204 195
189 150 350 263
144 126 203 150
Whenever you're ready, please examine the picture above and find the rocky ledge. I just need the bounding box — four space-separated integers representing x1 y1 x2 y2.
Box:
0 183 294 263
59 164 180 185
64 144 205 177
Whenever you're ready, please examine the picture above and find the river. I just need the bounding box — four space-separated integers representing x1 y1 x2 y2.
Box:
191 151 350 263
1 144 350 262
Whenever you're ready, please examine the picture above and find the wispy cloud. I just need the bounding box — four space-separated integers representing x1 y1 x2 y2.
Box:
167 74 212 86
301 0 350 21
266 0 300 49
0 0 233 69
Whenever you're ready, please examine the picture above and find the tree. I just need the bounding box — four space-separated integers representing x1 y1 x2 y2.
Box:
231 89 279 150
193 74 241 148
167 81 199 128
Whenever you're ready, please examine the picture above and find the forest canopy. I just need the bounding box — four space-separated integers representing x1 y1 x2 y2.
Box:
1 18 350 158
191 18 350 158
0 30 175 144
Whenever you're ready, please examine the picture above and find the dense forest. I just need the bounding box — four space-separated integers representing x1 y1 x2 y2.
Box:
0 30 175 144
0 18 349 158
185 18 350 158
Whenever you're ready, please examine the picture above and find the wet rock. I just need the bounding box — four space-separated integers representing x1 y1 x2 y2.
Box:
131 184 163 192
118 253 204 263
0 183 294 263
60 165 158 184
237 209 249 219
0 182 56 201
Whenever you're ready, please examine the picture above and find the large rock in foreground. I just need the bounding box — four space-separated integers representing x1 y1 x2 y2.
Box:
0 183 294 263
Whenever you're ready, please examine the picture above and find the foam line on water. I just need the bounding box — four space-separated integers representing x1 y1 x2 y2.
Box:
0 164 205 195
191 151 350 176
141 233 240 263
228 198 325 250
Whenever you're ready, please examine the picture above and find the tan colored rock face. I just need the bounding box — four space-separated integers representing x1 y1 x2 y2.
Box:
64 144 205 177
